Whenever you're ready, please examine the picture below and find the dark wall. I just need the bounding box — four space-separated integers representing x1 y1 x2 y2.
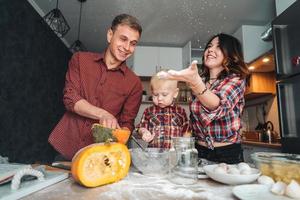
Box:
0 0 72 163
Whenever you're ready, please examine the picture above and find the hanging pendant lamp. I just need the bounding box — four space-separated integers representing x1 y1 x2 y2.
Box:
43 0 70 38
70 0 87 52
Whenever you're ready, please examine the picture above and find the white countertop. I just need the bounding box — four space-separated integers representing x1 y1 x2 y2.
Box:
23 170 237 200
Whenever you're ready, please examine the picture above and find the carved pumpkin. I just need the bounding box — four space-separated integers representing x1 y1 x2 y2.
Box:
71 142 131 187
92 123 130 144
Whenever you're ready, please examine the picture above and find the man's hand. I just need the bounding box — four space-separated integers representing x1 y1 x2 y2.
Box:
74 99 120 129
139 128 154 142
99 111 120 129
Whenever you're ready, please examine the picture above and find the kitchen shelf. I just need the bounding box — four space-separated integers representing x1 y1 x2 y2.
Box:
242 140 281 149
244 93 275 107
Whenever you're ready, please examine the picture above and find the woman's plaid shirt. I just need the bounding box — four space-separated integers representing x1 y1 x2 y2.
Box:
190 74 246 149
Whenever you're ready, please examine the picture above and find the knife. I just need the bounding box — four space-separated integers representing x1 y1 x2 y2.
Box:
51 162 71 170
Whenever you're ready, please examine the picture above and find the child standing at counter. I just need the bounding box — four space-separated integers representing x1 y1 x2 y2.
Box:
135 71 189 148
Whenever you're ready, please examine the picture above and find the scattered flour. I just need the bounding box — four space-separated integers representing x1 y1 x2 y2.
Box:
22 171 234 200
98 172 231 200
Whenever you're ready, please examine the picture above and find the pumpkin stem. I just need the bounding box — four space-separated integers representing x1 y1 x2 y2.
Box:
92 124 117 143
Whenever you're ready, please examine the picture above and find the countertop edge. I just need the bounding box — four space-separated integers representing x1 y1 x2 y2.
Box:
242 140 282 149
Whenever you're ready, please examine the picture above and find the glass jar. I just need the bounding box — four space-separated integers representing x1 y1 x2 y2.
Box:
169 137 198 184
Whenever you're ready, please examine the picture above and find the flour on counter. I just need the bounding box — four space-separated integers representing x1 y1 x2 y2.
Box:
98 172 231 200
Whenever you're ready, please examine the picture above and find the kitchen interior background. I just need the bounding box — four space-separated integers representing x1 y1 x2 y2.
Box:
1 0 297 163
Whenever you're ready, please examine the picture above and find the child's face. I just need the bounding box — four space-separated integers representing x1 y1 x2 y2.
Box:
151 82 178 108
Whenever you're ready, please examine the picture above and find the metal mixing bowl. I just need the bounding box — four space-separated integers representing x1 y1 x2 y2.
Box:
130 148 170 176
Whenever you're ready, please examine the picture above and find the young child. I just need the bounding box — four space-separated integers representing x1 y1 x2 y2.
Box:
135 71 189 149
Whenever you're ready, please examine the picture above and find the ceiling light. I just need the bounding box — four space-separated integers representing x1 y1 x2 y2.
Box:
262 57 270 63
43 0 70 38
70 0 87 53
248 66 255 70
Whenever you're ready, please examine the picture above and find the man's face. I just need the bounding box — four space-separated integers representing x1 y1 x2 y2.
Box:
107 24 140 62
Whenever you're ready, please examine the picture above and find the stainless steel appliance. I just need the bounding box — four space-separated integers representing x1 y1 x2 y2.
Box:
272 0 300 153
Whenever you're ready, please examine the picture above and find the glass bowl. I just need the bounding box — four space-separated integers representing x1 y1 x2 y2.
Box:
251 152 300 184
130 148 170 177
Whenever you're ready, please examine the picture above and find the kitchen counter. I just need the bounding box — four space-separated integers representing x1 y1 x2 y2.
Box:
242 141 282 163
23 168 237 200
242 140 281 149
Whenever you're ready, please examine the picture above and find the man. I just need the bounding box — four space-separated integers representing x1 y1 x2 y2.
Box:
49 14 143 160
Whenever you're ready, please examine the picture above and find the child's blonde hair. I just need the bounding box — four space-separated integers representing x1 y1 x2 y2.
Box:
150 70 178 91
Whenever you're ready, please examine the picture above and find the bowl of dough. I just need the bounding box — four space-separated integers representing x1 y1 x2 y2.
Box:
251 152 300 184
203 162 261 185
130 148 170 177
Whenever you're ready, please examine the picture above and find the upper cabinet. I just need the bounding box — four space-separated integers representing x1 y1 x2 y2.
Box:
275 0 296 16
132 46 158 76
182 41 191 67
132 46 182 76
159 47 182 70
245 51 276 100
245 72 276 100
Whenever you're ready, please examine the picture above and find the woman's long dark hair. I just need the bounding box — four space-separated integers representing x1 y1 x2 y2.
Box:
200 33 249 82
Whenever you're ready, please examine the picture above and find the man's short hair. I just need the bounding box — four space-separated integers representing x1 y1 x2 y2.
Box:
111 13 142 36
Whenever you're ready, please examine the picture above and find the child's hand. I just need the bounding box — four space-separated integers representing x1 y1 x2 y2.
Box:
183 132 192 137
139 128 154 142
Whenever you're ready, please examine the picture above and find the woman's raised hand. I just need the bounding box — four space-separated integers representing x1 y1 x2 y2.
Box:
157 60 201 86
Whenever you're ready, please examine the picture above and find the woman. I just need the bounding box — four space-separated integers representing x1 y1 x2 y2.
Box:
159 33 249 164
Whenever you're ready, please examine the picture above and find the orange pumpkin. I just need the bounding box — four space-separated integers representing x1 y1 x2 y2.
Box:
71 142 131 187
112 129 131 144
92 123 131 144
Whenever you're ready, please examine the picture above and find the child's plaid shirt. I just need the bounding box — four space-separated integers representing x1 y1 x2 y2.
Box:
136 104 189 148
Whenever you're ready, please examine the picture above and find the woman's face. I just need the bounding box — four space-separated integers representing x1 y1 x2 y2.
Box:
204 37 225 70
